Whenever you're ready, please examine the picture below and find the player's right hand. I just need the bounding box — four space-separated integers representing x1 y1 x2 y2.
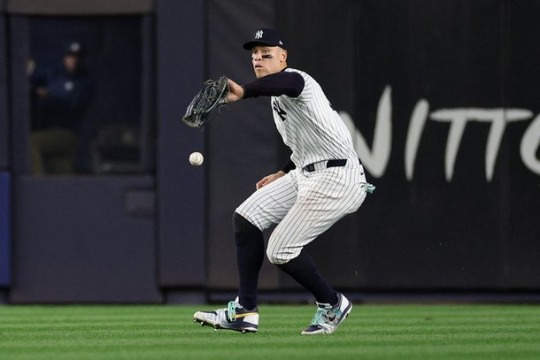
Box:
256 170 285 190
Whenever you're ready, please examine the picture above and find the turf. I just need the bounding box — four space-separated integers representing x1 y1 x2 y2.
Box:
1 304 540 359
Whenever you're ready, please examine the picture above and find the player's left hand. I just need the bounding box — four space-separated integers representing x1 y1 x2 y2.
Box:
226 79 244 103
256 170 285 190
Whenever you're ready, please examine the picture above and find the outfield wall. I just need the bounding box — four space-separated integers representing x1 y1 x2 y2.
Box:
0 0 538 303
205 0 540 292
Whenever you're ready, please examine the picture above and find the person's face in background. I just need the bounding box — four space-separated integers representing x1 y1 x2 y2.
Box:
63 54 79 73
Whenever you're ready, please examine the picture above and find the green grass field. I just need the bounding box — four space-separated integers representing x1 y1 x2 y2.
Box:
1 304 540 359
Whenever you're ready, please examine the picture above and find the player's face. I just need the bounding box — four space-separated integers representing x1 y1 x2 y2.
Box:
251 46 287 78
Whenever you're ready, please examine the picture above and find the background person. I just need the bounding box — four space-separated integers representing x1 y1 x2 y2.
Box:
30 41 94 175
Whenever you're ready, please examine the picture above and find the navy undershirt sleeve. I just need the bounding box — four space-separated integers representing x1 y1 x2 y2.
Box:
280 158 296 173
243 71 305 98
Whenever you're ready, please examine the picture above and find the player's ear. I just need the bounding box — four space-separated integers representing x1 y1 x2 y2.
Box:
280 49 287 63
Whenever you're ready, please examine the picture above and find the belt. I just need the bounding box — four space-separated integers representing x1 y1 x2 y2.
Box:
303 159 359 172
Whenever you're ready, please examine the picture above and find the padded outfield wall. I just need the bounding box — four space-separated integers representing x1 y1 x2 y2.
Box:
205 0 540 292
0 0 538 303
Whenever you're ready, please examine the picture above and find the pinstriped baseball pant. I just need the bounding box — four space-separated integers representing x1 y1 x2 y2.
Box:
235 165 367 265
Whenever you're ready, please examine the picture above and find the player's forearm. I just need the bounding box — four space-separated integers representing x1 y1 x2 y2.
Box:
243 71 304 98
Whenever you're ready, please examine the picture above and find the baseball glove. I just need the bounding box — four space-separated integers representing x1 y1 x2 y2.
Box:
182 76 229 128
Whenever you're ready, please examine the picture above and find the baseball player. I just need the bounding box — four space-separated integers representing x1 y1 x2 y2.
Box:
194 28 373 335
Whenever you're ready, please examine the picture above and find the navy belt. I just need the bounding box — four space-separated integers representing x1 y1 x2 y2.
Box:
303 159 348 172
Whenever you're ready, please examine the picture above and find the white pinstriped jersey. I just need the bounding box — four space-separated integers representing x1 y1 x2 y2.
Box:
271 68 358 168
236 67 369 264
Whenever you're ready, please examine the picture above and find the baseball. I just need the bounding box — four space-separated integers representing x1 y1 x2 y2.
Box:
189 152 204 166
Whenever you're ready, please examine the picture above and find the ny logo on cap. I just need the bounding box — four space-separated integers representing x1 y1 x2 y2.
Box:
255 30 263 39
70 42 81 52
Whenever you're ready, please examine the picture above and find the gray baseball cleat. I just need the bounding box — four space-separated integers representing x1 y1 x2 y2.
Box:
301 293 352 335
193 300 259 333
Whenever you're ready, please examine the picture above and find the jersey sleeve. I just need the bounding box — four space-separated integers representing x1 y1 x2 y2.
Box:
243 71 304 98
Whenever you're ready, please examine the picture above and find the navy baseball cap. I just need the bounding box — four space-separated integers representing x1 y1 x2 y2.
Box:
243 28 286 50
65 41 84 57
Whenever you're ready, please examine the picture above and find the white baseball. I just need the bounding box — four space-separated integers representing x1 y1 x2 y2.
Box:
189 152 204 166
